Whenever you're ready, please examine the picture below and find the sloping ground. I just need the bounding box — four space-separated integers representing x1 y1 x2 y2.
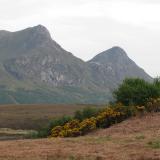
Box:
0 113 159 160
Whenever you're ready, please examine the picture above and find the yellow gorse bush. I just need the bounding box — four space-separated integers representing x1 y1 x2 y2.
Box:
50 106 124 137
59 120 81 137
59 128 81 137
51 126 63 137
50 98 160 138
51 118 97 137
63 120 80 130
96 108 122 128
79 117 96 135
51 120 81 137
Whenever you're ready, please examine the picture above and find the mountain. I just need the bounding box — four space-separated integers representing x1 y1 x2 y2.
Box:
0 25 152 104
0 25 92 87
88 46 152 90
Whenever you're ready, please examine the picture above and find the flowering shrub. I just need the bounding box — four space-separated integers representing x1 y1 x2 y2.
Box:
50 118 96 137
51 126 63 137
51 120 81 137
50 107 124 137
96 107 122 128
59 120 81 137
49 98 160 138
59 128 81 137
63 120 80 130
79 117 96 135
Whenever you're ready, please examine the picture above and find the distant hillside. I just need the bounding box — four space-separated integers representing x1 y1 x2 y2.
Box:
0 25 152 104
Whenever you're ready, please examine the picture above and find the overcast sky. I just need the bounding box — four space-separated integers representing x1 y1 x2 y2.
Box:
0 0 160 77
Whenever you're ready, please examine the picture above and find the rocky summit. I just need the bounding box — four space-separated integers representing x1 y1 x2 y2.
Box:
0 25 152 104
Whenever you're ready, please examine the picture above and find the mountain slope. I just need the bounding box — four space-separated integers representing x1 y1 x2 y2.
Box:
0 25 153 104
88 46 152 90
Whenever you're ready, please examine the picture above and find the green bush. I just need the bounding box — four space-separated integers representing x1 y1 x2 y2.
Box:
74 107 101 121
36 128 49 138
114 78 160 106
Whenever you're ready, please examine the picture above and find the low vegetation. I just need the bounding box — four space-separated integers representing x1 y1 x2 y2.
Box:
36 107 102 138
44 78 160 138
49 100 160 138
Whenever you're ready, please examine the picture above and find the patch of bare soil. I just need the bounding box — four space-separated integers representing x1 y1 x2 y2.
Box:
0 113 159 160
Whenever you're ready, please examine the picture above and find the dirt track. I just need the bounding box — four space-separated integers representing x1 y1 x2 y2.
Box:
0 113 160 160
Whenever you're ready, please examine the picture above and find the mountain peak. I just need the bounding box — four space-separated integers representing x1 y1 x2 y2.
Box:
27 24 51 40
32 24 49 32
106 46 127 56
110 46 126 52
89 46 128 64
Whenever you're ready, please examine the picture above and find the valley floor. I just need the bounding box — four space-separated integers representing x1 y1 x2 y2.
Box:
0 113 160 160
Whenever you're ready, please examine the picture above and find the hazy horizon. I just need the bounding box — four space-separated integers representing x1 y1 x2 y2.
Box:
0 0 160 77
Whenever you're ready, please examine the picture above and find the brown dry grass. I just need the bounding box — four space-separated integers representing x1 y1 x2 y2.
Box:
0 113 159 160
0 104 98 130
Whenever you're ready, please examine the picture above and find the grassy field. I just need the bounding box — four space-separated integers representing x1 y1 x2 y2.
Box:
0 104 102 130
0 112 159 160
